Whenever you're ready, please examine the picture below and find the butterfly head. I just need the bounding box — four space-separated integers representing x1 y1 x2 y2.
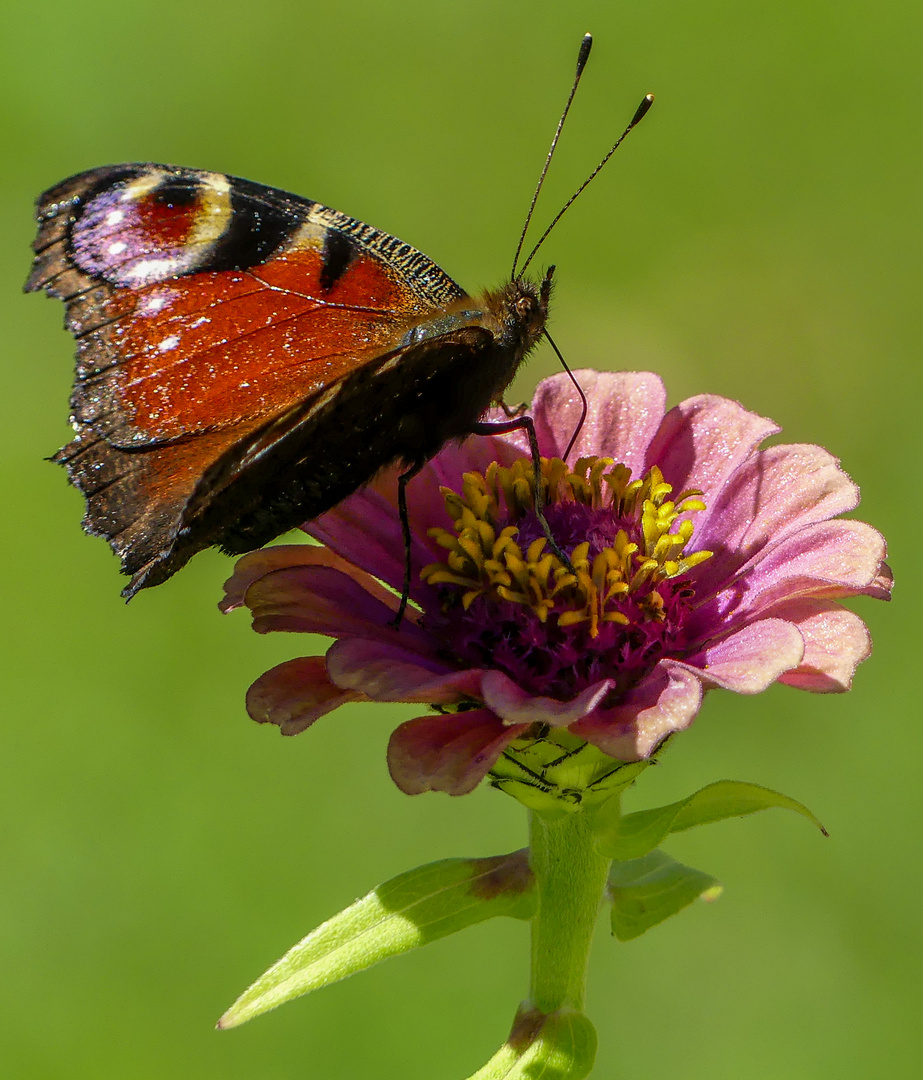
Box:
490 265 554 354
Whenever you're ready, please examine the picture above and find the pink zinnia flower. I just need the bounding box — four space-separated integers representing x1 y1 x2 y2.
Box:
221 371 891 796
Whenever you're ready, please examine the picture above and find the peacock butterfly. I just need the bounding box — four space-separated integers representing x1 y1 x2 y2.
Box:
26 36 650 606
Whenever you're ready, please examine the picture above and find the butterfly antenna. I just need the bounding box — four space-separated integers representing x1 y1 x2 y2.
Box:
510 32 594 280
518 93 654 278
543 329 588 460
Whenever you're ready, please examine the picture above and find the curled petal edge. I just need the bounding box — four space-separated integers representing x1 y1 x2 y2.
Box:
326 637 486 702
572 663 704 760
768 598 873 692
387 709 530 796
480 670 616 727
221 544 396 613
246 656 367 736
677 618 806 694
245 565 434 652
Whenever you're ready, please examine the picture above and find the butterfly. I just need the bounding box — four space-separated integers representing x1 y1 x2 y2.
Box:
26 35 650 608
26 161 553 600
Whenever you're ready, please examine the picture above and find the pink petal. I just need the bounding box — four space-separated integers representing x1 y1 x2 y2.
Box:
244 564 435 652
305 432 527 589
220 544 398 613
572 663 703 759
426 431 523 482
709 519 889 624
676 618 805 693
362 436 525 559
645 394 779 506
480 670 615 726
767 598 873 692
868 561 894 602
326 637 485 701
507 370 667 471
693 443 861 596
387 710 529 795
306 486 436 604
246 656 365 736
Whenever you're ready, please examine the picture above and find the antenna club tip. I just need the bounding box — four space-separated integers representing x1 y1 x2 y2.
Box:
576 33 593 71
631 94 655 126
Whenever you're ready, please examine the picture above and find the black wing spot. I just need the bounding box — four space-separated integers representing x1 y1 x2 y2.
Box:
319 229 356 293
207 176 305 272
152 179 200 206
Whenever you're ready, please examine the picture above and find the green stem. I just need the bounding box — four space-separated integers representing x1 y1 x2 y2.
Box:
527 809 612 1013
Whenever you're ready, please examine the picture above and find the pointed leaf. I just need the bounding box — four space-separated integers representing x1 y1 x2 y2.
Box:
466 1007 597 1080
668 780 827 834
608 850 722 941
218 850 534 1029
595 780 826 860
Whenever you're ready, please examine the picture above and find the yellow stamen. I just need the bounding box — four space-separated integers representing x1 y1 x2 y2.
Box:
421 456 713 637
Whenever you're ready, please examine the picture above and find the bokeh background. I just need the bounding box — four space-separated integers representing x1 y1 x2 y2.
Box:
1 1 919 1077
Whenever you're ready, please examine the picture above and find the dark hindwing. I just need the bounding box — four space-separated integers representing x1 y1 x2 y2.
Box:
157 326 499 592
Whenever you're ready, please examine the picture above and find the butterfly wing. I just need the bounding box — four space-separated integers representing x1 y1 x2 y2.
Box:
27 164 469 592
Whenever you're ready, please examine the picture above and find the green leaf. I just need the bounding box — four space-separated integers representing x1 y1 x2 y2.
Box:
595 779 827 860
466 1007 597 1080
218 850 534 1029
608 850 722 941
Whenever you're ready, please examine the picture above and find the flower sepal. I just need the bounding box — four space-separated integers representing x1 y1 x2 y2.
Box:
490 727 651 820
217 850 535 1030
592 778 827 861
464 1004 597 1080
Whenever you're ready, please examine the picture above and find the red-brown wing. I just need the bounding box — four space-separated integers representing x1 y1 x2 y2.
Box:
27 164 469 590
62 249 436 445
29 164 466 447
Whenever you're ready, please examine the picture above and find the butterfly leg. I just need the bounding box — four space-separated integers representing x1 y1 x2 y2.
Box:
389 458 426 628
470 415 575 574
498 398 529 418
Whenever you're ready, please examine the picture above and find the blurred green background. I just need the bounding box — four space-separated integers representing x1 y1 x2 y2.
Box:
1 1 919 1077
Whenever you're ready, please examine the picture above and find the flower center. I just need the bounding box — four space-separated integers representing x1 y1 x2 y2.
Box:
421 457 713 701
